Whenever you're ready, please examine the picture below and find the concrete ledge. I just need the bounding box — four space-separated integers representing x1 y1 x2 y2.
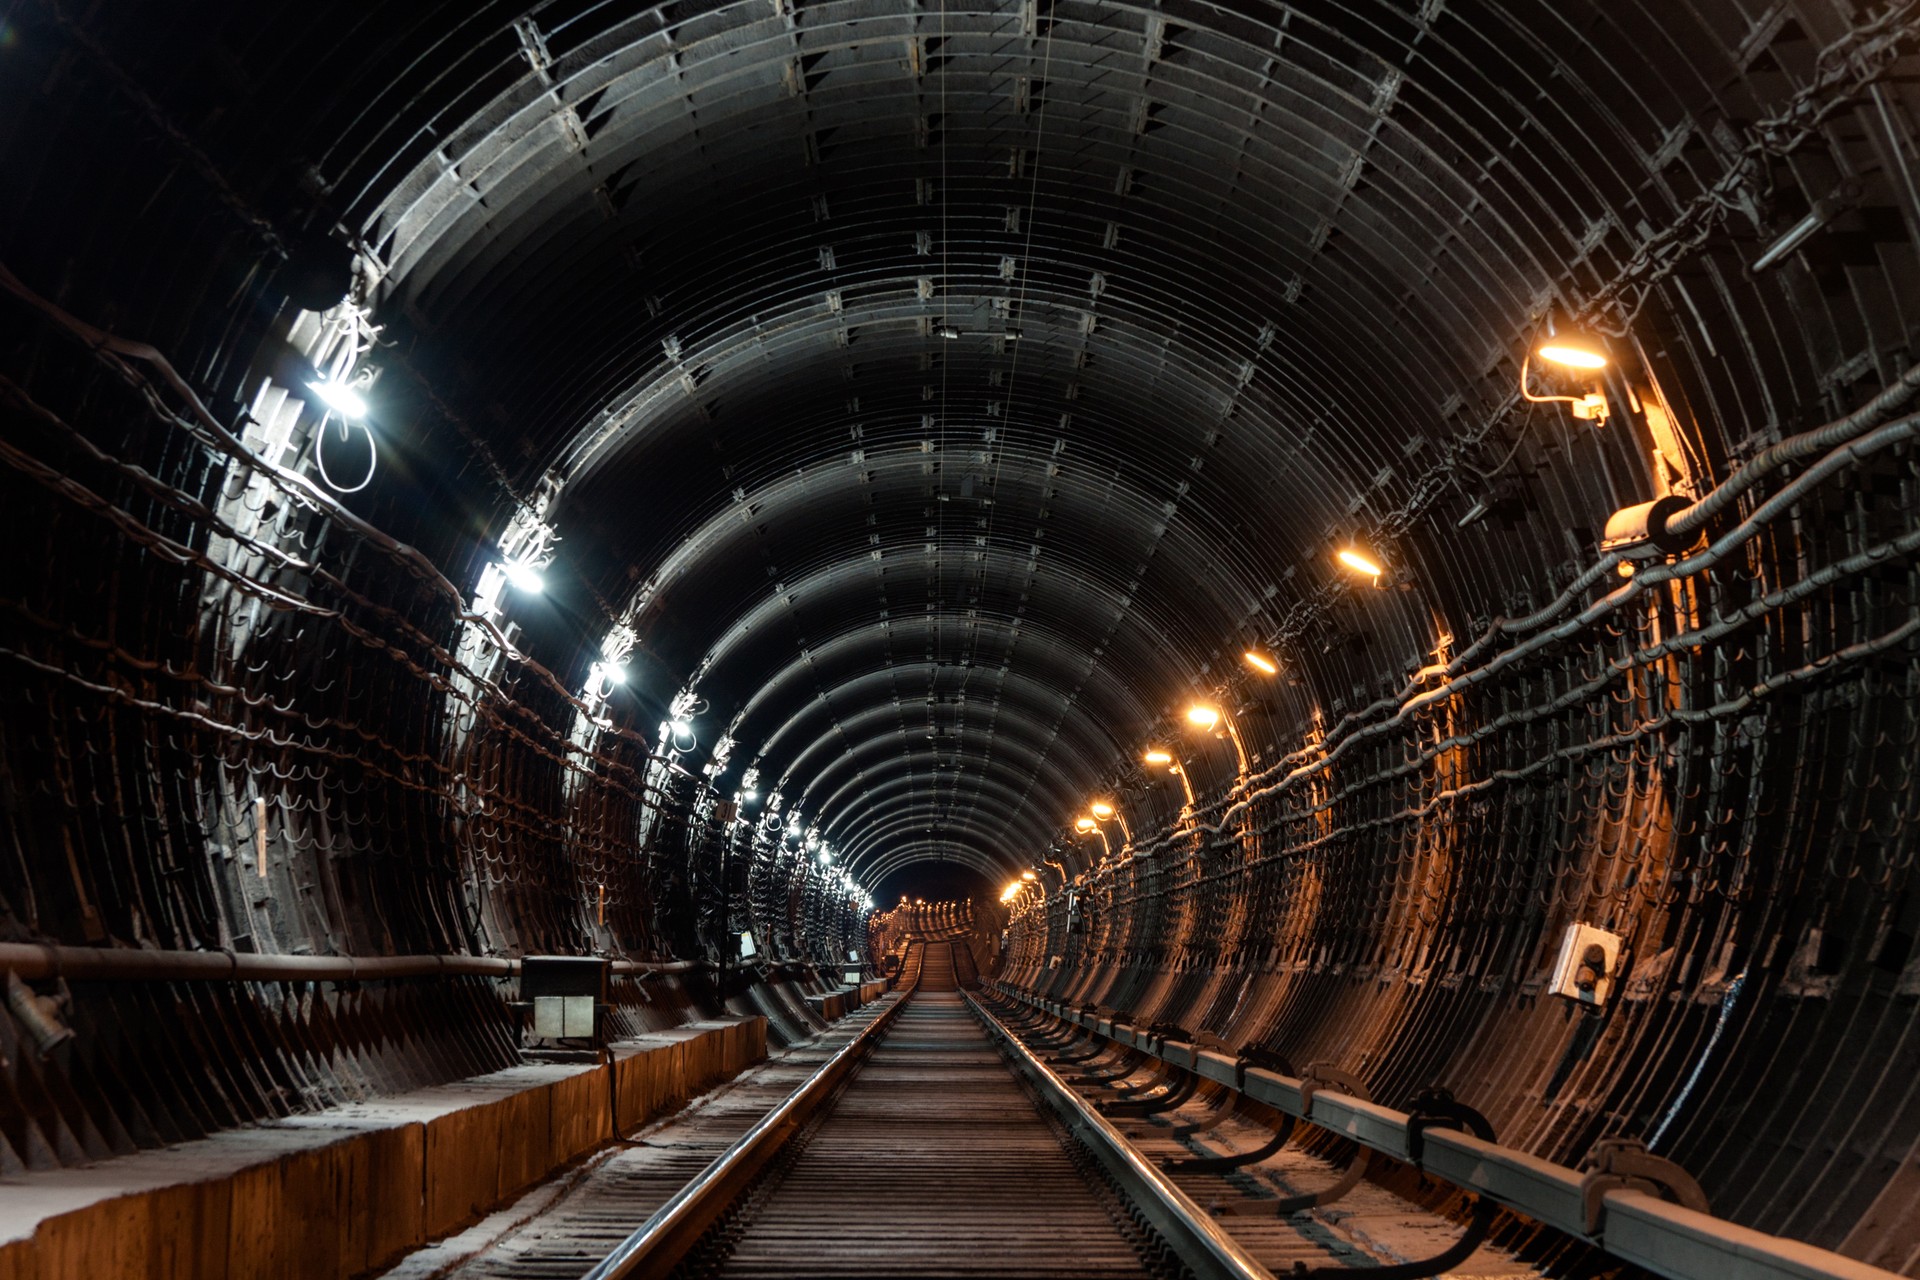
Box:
0 1016 765 1280
803 979 888 1024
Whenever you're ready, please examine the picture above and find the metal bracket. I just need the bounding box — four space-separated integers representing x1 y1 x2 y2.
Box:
1404 1085 1495 1163
1235 1042 1293 1090
1297 1062 1370 1114
1580 1137 1710 1234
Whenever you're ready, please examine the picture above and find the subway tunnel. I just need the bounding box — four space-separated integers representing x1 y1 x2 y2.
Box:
2 0 1919 1275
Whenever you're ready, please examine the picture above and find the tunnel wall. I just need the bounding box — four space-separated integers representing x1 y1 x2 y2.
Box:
997 405 1920 1263
2 1 1919 1272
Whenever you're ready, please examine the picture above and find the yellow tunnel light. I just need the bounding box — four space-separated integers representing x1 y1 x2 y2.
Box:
1143 749 1173 765
1090 801 1115 818
1536 328 1608 369
1186 704 1221 730
1337 547 1384 579
1021 869 1037 880
1243 650 1278 675
1074 816 1097 832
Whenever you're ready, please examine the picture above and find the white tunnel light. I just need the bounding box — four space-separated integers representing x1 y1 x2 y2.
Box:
307 378 367 419
502 560 545 594
602 661 627 684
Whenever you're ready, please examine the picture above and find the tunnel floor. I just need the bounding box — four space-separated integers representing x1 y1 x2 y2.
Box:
706 991 1154 1279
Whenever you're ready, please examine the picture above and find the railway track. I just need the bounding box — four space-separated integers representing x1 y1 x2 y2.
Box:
381 943 1543 1280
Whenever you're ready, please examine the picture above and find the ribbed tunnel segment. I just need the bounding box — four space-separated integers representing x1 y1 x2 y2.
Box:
3 0 1920 1276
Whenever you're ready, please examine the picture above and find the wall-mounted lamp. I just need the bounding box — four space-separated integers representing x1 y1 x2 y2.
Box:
1142 747 1198 812
307 376 369 419
502 560 546 594
1074 816 1112 860
1185 703 1250 776
1336 547 1385 582
1535 328 1609 370
1522 325 1610 422
1243 650 1279 675
1089 800 1133 847
1753 181 1859 272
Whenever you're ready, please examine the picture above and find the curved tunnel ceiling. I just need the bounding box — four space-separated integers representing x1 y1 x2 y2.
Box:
128 0 1901 888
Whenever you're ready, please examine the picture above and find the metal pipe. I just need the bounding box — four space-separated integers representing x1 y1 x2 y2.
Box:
1666 366 1920 538
0 942 702 983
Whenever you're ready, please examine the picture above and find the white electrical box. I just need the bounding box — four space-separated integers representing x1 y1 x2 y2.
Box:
739 930 757 959
1549 923 1624 1006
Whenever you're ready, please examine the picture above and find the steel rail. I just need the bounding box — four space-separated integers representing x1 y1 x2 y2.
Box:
581 985 916 1280
966 990 1279 1280
1000 987 1901 1280
0 941 702 983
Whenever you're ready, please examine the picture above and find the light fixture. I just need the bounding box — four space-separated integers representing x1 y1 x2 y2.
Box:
1021 870 1037 880
1089 800 1133 845
817 850 832 864
1243 650 1279 675
670 717 693 736
1184 702 1251 776
1522 325 1610 422
1144 745 1198 812
603 661 628 684
1752 181 1859 272
502 560 545 594
1337 547 1384 580
1535 328 1608 369
740 788 758 802
307 377 368 419
1074 816 1097 832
